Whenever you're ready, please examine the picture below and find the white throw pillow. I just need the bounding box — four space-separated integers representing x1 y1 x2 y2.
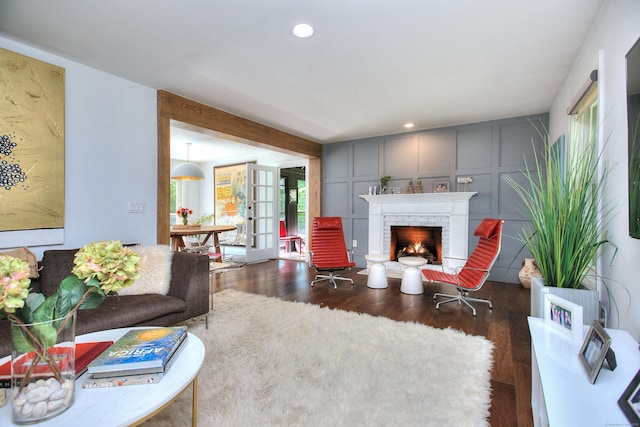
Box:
118 245 173 295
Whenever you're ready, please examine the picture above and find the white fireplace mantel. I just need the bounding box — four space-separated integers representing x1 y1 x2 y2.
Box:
360 192 476 269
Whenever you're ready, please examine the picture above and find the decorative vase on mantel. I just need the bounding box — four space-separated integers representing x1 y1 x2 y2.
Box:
518 258 542 289
10 313 76 424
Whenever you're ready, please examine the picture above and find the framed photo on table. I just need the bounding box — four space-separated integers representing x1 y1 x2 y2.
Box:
618 369 640 424
578 320 612 384
543 294 583 341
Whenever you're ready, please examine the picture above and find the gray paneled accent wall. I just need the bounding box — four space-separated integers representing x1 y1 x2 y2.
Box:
322 113 548 284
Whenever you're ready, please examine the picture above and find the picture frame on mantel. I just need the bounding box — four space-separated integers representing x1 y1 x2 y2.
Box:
433 181 449 192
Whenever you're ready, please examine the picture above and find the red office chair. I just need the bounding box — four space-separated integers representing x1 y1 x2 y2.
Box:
309 217 356 289
280 220 302 255
422 218 504 316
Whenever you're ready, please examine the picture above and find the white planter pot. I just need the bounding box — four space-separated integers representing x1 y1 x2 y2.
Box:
530 276 599 326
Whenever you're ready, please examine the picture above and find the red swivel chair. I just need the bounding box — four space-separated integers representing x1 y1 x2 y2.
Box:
422 218 504 316
309 217 356 289
280 220 302 256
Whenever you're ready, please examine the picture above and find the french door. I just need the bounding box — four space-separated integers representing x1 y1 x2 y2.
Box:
245 164 279 262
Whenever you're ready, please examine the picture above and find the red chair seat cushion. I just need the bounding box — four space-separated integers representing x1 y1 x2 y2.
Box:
422 269 458 285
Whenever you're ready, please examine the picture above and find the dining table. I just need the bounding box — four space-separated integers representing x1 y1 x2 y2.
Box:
169 224 237 253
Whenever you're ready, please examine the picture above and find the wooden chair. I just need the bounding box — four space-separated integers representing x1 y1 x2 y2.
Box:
422 218 504 316
279 220 302 256
309 217 356 289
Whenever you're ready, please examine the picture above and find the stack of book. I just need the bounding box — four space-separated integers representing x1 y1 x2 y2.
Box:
82 326 188 388
0 341 113 388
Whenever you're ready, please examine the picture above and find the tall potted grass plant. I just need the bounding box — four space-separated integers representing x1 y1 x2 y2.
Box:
503 123 614 325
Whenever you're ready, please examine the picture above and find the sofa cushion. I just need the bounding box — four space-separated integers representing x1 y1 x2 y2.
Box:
118 245 173 296
74 294 186 335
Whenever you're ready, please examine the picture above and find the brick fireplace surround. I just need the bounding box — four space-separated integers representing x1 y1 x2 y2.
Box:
360 192 476 273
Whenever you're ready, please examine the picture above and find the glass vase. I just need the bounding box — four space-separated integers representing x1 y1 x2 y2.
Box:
10 313 76 424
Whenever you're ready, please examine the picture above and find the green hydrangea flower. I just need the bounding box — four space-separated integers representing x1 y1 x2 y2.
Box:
0 255 31 313
72 240 140 295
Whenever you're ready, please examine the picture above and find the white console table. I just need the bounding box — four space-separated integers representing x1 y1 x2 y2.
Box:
529 317 640 426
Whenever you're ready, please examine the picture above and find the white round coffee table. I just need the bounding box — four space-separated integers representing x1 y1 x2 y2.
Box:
399 256 428 294
365 253 389 289
0 327 205 426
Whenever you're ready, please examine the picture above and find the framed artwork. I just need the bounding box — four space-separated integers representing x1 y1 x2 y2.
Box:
543 294 583 341
214 162 250 226
578 320 612 384
390 187 401 194
433 181 449 193
0 48 65 245
618 369 640 424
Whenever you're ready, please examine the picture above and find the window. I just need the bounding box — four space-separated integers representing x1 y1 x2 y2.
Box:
569 71 599 157
297 179 306 236
169 181 177 225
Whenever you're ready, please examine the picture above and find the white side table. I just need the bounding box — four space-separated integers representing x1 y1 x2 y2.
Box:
365 253 389 289
398 257 427 294
528 317 640 426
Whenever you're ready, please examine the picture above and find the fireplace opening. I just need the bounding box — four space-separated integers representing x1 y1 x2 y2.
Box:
390 226 442 263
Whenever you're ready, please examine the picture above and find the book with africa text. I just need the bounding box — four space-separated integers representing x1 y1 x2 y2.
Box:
87 326 187 378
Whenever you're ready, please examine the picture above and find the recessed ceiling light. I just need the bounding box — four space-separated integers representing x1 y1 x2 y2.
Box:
292 23 314 38
404 122 415 129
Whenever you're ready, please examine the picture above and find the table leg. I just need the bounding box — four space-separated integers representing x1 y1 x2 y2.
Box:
171 236 185 251
192 376 198 427
213 232 221 254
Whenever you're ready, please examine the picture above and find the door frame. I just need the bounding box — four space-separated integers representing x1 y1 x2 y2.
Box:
157 90 322 246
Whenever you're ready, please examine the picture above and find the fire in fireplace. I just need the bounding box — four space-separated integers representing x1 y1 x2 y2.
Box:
390 226 442 263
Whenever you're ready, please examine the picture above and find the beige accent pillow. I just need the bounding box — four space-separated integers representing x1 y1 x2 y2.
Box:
0 247 40 278
118 245 173 296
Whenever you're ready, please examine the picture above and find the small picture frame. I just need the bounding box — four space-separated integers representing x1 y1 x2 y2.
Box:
578 320 612 384
618 369 640 424
433 181 449 192
390 187 401 194
543 294 583 341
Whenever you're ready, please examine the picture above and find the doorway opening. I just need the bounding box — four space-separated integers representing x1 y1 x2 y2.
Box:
279 166 306 260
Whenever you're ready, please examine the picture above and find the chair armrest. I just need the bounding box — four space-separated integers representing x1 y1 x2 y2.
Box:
167 251 209 319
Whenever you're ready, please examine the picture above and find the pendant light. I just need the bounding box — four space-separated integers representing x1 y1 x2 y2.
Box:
171 143 204 180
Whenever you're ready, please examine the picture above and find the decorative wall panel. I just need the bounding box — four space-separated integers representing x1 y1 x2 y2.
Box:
456 127 493 170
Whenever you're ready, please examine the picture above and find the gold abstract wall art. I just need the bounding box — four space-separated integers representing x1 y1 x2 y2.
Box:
0 48 65 233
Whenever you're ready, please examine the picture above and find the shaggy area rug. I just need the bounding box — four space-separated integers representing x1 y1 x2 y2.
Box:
143 290 493 426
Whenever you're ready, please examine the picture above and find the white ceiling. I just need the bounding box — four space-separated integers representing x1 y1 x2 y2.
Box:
0 0 604 162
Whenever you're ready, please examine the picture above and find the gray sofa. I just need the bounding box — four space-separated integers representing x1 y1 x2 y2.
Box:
0 247 209 358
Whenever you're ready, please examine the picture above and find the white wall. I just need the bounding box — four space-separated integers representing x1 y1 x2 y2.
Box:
0 36 159 258
549 0 640 340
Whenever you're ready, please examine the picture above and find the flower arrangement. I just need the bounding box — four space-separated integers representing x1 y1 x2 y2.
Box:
0 241 140 391
177 207 193 225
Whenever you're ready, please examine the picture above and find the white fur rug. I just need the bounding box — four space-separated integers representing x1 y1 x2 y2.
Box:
142 290 493 426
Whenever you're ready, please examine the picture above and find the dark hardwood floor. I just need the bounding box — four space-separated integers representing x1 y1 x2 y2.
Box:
210 259 533 427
